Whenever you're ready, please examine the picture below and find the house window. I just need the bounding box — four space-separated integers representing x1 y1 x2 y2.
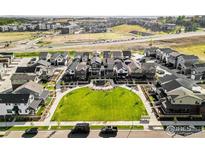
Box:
180 100 182 103
7 109 12 114
19 110 22 113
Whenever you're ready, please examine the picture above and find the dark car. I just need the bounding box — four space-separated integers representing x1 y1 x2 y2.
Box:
101 126 118 134
72 123 90 133
25 128 38 135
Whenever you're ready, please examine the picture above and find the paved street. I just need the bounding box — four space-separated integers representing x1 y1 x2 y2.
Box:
2 31 205 52
5 129 205 138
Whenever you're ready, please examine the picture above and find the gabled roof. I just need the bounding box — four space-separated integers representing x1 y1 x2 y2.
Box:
168 51 181 57
179 54 199 60
11 73 36 81
0 94 30 104
16 66 36 73
160 48 173 54
91 56 101 64
29 99 41 110
113 51 122 59
122 50 131 58
13 81 44 95
103 51 111 58
193 63 205 68
76 62 88 71
67 59 79 71
159 74 178 84
36 60 51 67
161 79 182 92
39 52 50 59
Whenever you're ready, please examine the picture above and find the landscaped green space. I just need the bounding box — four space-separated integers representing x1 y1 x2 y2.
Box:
52 87 147 121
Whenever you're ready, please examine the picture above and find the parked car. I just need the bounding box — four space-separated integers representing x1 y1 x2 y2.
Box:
100 126 118 134
72 123 90 133
24 128 38 135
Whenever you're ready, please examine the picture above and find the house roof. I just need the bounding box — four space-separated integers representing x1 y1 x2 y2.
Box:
169 51 181 57
142 63 156 71
161 78 195 92
91 56 101 64
144 47 159 53
76 62 88 71
159 74 178 84
193 63 205 68
122 50 131 57
67 59 79 71
11 73 36 81
16 66 36 73
113 51 122 59
0 94 30 104
13 81 44 95
36 60 51 67
115 61 127 70
160 48 173 54
103 51 111 58
29 99 41 110
179 54 199 60
39 52 50 59
161 79 182 92
128 61 139 72
51 53 61 59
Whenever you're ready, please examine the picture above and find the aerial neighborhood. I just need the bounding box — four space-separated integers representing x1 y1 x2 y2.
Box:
1 15 205 138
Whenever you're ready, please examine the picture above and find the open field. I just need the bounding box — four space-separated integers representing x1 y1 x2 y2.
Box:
0 32 40 43
111 24 165 35
112 24 151 34
43 32 133 44
173 43 205 61
52 87 147 121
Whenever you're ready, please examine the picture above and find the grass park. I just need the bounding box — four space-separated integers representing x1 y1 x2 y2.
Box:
52 87 147 121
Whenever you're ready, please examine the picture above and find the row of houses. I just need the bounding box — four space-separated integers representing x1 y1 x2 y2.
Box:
0 22 80 33
153 74 205 119
0 52 14 80
144 47 205 80
62 51 156 82
0 53 56 116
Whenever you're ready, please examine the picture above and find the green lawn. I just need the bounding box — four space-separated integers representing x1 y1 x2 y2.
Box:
52 87 147 121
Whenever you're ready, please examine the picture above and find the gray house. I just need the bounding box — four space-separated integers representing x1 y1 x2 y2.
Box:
167 51 181 67
113 61 128 78
11 73 39 90
103 51 111 59
50 52 68 66
191 63 205 80
161 48 173 63
142 63 156 79
13 81 49 105
144 47 158 57
176 54 199 74
39 52 51 61
113 51 123 60
75 62 88 80
0 94 37 116
122 50 131 59
101 58 114 78
89 56 102 78
127 61 143 78
0 63 6 80
63 59 80 81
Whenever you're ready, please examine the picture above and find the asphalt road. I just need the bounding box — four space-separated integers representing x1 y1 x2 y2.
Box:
4 130 205 138
2 31 205 52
